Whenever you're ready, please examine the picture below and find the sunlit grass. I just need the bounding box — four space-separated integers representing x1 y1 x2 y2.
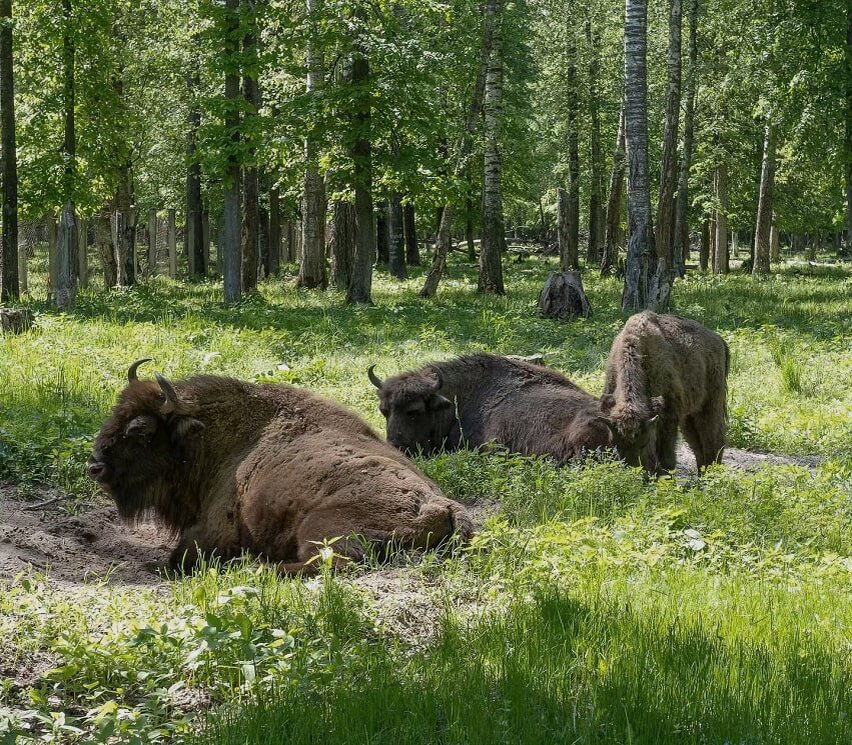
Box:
1 255 850 743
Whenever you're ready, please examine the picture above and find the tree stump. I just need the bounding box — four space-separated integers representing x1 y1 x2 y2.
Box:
0 308 33 334
537 271 591 321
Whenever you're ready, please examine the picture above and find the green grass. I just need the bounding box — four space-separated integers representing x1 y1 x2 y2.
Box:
1 255 850 744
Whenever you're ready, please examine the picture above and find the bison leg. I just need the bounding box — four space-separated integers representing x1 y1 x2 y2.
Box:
653 417 679 474
683 396 726 471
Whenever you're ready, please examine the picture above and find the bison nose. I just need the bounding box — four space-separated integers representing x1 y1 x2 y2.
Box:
87 460 105 480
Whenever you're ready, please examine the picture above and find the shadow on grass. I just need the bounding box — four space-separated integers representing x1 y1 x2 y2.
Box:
196 589 851 745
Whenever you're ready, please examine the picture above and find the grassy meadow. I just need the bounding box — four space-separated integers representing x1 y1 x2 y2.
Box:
0 254 850 744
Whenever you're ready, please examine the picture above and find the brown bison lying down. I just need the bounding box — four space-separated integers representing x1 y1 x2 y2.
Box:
87 360 473 574
601 311 729 474
369 353 612 465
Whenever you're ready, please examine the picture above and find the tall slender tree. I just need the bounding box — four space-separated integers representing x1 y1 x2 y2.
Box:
563 22 580 271
55 0 77 309
753 116 776 274
298 0 327 289
601 104 626 276
621 0 658 311
0 0 18 300
479 0 506 295
586 16 603 267
346 11 375 305
673 0 698 275
420 6 491 298
845 0 852 254
222 0 242 303
185 67 204 277
241 0 260 292
652 0 681 309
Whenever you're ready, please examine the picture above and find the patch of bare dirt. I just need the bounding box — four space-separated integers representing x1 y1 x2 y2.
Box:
675 443 820 478
0 484 174 586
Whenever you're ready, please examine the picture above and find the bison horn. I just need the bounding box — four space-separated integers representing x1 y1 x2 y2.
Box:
367 365 383 389
127 358 152 383
431 368 444 391
155 373 180 413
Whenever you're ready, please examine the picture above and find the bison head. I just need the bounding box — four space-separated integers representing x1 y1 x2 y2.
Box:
599 394 663 473
368 365 455 456
87 360 205 526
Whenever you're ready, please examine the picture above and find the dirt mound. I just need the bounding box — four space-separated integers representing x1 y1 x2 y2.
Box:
0 486 174 586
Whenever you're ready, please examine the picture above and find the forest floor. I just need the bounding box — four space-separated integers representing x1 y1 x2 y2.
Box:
0 255 849 744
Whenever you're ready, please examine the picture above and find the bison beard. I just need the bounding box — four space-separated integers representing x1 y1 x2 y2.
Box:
600 311 729 474
369 354 614 465
87 361 473 575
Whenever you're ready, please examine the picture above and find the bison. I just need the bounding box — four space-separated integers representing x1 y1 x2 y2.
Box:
600 311 729 474
87 360 473 575
368 353 612 464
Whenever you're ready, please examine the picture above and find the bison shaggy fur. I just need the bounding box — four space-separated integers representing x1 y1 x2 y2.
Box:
370 353 612 465
88 363 473 574
601 311 729 474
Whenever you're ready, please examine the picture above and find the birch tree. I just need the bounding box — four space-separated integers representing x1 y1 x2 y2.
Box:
479 0 506 295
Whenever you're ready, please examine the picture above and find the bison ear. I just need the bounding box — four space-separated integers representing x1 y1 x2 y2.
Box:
650 396 665 415
125 415 158 439
173 417 205 441
430 393 452 413
600 394 616 412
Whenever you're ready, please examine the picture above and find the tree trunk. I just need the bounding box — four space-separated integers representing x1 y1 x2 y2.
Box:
601 104 626 276
375 200 389 264
347 28 374 304
699 217 709 271
331 200 357 290
298 0 327 289
268 185 281 276
621 0 660 311
55 203 77 309
55 0 77 309
479 0 505 295
845 0 852 254
769 219 780 263
586 18 603 267
186 69 204 277
673 0 698 276
753 118 776 275
465 195 476 261
222 0 241 302
565 26 580 271
388 191 406 278
653 0 681 305
0 0 17 301
241 0 259 292
258 201 269 278
713 163 729 274
557 187 573 271
421 4 491 298
404 202 419 265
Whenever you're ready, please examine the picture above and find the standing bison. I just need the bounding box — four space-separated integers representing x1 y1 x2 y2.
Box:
600 311 729 474
368 353 612 464
87 360 473 574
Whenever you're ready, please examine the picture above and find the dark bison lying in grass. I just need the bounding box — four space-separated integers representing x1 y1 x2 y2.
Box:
87 360 473 574
368 353 612 465
600 311 729 475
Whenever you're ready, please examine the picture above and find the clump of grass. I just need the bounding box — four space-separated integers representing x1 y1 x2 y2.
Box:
197 586 852 745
